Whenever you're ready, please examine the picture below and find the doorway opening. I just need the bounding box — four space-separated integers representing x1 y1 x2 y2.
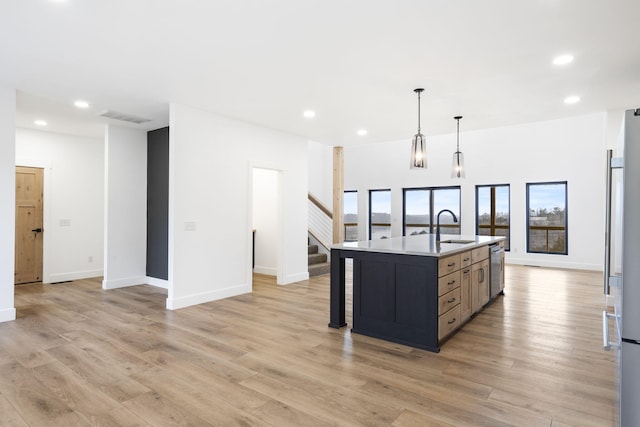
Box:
15 166 44 284
251 167 282 284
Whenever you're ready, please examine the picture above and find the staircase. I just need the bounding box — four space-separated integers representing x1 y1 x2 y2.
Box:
307 193 332 277
308 243 330 277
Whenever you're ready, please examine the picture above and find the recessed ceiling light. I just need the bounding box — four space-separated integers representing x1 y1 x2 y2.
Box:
357 129 367 136
564 95 580 104
553 54 574 66
303 110 315 118
34 120 47 126
74 100 90 109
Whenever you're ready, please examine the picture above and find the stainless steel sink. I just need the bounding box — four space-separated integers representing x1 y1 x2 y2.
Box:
439 239 476 244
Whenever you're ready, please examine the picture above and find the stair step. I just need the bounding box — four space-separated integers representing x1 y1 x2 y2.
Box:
308 252 327 265
308 245 319 255
308 262 330 277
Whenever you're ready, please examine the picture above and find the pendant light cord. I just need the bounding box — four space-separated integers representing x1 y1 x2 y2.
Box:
456 118 459 151
414 88 424 134
417 91 421 133
454 116 463 152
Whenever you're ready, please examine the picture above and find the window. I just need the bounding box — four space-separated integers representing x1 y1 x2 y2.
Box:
476 184 510 250
526 182 567 254
403 186 461 236
344 190 358 242
404 189 430 236
433 188 461 235
369 189 391 239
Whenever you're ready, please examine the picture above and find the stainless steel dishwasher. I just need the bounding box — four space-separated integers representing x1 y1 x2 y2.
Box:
490 243 505 299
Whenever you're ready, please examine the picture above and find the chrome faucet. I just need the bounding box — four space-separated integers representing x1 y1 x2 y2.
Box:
436 209 458 242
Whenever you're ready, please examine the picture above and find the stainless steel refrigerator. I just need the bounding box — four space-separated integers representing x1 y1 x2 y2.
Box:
603 108 640 427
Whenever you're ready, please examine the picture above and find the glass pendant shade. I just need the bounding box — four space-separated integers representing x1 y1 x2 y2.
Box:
451 151 465 178
410 88 427 169
410 133 427 169
451 115 465 178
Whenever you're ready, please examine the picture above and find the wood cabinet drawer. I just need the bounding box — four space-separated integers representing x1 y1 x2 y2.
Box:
438 305 461 341
471 245 489 263
438 287 461 315
438 270 460 296
460 251 472 268
438 253 461 277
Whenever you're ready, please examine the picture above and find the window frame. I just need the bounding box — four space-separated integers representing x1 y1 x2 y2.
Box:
475 184 511 251
343 190 358 242
402 186 461 236
526 181 568 255
368 189 392 240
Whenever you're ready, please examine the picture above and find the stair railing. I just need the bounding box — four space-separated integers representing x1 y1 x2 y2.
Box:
308 193 333 251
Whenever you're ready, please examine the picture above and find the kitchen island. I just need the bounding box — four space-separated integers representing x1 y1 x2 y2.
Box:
329 234 506 352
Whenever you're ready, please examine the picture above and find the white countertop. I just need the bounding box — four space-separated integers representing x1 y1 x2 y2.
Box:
332 234 505 257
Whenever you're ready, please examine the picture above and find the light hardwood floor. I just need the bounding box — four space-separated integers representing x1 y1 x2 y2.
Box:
0 265 617 426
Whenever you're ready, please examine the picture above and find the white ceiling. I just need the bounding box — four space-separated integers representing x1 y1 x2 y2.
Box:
3 0 639 143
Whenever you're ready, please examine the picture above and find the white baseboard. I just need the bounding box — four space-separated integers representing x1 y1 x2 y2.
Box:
102 276 146 290
47 269 104 283
278 271 309 285
166 283 250 310
505 258 601 271
0 308 16 323
145 276 169 289
253 266 277 276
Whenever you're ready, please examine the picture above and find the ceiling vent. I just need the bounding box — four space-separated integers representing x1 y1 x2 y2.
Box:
98 110 151 124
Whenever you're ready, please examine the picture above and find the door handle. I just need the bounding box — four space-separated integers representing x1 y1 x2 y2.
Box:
602 311 619 351
31 228 43 233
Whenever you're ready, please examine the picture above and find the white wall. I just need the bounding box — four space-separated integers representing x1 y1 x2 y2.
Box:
15 128 104 283
252 168 278 276
606 109 626 149
168 103 308 310
103 125 147 289
308 140 333 207
345 113 607 271
0 88 16 322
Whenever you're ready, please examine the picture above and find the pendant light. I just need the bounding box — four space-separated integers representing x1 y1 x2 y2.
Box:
451 115 466 178
410 88 427 169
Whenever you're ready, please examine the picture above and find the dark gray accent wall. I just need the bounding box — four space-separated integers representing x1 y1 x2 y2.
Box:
146 127 169 280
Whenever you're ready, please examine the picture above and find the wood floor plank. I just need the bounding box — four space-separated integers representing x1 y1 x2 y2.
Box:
45 342 151 403
0 361 87 426
239 372 397 426
30 361 150 427
129 366 269 426
134 351 269 411
391 409 460 427
1 264 617 426
247 399 328 427
121 391 217 427
0 392 29 427
489 387 614 427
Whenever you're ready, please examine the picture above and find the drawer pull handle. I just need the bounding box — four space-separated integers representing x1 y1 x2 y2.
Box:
448 280 456 285
448 317 457 325
463 269 470 274
463 258 470 262
447 298 456 303
447 263 455 267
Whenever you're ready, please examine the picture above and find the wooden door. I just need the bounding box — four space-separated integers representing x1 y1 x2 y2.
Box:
15 166 44 284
